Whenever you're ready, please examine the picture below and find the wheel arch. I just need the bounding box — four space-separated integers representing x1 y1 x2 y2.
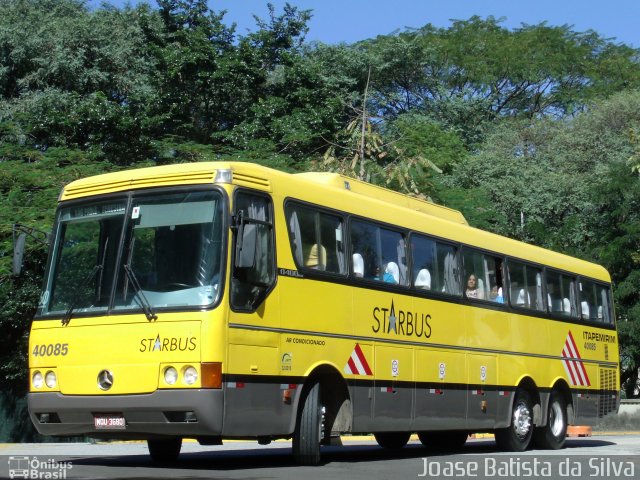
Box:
289 363 352 437
515 376 542 425
550 378 574 425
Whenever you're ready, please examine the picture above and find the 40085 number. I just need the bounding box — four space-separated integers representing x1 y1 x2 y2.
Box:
32 343 69 357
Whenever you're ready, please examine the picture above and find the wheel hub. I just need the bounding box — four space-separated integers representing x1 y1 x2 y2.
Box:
513 401 532 439
549 401 564 437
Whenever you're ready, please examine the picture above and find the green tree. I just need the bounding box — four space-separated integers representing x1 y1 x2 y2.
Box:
320 75 447 198
359 17 640 147
449 90 640 395
0 0 160 163
593 162 640 397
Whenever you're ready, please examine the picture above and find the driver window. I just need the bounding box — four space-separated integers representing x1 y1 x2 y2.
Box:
231 191 275 311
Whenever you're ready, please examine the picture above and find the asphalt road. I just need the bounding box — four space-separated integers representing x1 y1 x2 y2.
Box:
1 435 639 480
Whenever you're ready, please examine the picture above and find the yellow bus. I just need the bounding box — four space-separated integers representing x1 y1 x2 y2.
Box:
27 161 619 465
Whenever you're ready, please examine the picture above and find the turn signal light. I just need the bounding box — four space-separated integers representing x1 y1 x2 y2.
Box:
201 362 222 389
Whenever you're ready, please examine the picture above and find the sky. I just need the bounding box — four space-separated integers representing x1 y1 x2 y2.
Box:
92 0 640 48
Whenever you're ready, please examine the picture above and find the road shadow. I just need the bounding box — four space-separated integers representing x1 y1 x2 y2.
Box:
66 436 619 474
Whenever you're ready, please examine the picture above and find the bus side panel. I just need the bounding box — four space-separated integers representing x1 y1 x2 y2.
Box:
466 353 498 430
224 284 290 437
414 349 467 431
573 391 598 426
223 344 292 436
372 345 413 431
349 380 373 433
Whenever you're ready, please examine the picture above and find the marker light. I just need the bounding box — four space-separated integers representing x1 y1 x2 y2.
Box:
45 371 57 388
201 362 223 389
183 366 198 385
32 371 44 389
214 169 232 183
164 366 178 385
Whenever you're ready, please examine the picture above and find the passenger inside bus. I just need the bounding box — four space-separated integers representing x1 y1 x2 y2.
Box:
352 253 364 277
385 262 400 284
304 243 326 270
516 289 531 306
547 283 563 312
465 274 483 299
489 285 504 303
415 268 431 290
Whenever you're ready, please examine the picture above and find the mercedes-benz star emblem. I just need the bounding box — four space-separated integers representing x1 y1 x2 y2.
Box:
97 370 114 391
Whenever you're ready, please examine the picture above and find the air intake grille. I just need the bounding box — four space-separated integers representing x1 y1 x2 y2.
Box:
63 171 216 199
598 367 617 418
232 172 271 190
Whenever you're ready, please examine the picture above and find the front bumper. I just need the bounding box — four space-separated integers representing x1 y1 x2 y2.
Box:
28 389 223 439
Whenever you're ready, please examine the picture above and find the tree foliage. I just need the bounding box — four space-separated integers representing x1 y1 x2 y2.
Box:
359 16 640 146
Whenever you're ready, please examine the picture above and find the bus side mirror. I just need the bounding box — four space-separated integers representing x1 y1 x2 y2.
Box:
12 223 51 276
235 223 257 269
12 232 26 276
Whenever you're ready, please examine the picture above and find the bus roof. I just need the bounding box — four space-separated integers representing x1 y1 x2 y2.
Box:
294 172 468 226
59 161 610 282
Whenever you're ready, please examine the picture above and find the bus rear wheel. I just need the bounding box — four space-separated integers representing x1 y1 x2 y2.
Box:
418 431 468 451
495 389 534 452
293 382 324 466
533 391 567 449
374 432 411 449
147 437 182 463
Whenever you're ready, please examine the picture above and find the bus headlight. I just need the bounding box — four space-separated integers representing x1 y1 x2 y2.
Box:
164 367 178 385
45 371 57 388
183 366 198 385
32 371 44 389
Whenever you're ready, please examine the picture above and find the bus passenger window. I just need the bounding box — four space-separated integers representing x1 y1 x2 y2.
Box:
434 243 460 296
527 268 544 311
563 275 578 317
596 284 612 324
508 261 528 308
579 279 599 322
350 220 378 280
381 229 407 285
461 249 504 302
410 234 435 290
546 270 563 313
508 261 544 311
286 203 346 274
350 219 407 286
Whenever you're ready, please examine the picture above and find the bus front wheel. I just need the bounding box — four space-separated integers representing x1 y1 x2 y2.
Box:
374 432 411 449
147 437 182 463
533 391 567 449
495 389 534 452
293 382 324 466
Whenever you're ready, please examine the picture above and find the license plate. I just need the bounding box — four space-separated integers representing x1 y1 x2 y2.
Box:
94 414 126 430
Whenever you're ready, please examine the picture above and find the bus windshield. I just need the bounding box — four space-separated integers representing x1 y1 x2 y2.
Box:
39 190 225 318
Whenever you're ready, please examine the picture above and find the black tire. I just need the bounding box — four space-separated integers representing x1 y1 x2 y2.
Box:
495 389 534 452
147 437 182 463
418 431 468 451
293 382 323 466
533 391 568 450
373 432 411 449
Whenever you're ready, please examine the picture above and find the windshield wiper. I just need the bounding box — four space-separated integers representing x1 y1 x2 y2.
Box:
123 264 158 321
61 265 102 326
